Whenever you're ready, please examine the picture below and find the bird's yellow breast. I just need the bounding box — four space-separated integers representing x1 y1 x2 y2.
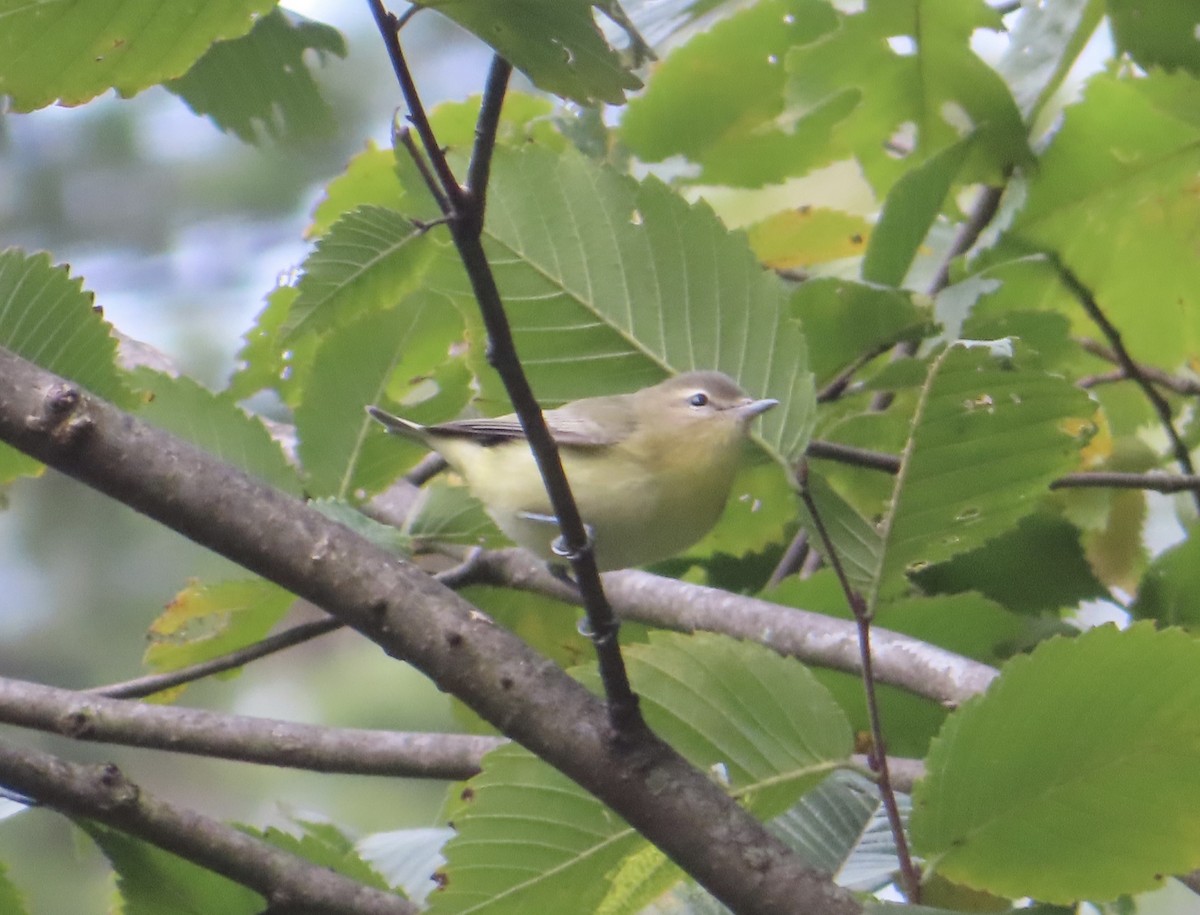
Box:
435 431 744 570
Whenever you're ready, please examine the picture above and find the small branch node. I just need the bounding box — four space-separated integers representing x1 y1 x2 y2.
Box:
95 762 139 810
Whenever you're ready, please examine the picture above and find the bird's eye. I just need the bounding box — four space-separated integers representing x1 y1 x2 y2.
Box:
689 392 709 407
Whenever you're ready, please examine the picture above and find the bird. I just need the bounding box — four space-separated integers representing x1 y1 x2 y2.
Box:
368 371 778 570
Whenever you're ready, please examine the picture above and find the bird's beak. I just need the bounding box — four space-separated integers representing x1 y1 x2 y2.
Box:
736 398 779 420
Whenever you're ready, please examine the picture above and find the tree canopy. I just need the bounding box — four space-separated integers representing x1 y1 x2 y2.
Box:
1 1 1199 913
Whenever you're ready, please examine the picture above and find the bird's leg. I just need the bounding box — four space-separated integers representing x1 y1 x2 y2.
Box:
516 510 596 583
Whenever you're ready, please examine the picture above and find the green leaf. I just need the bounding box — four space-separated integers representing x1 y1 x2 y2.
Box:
994 0 1105 121
143 578 295 689
913 623 1200 902
284 205 441 341
795 469 883 598
791 278 931 385
166 7 346 143
772 769 905 892
862 137 973 287
310 498 412 554
772 575 1011 756
870 340 1094 603
293 297 468 498
249 818 392 892
0 862 29 915
79 823 263 915
357 827 454 905
914 512 1106 615
308 144 410 237
1109 0 1200 76
0 250 131 481
430 632 852 913
746 207 873 270
1131 528 1200 628
620 0 841 186
0 250 129 402
459 584 589 671
132 369 302 496
451 145 816 465
0 0 275 111
785 0 1031 194
226 284 296 401
419 0 645 106
677 458 797 567
1001 72 1200 370
402 481 506 551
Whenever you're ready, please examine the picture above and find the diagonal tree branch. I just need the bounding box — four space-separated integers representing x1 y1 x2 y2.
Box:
1052 256 1200 515
2 676 502 780
808 438 1200 492
371 1 639 729
0 738 415 915
0 674 927 792
92 617 342 700
456 548 999 707
0 344 859 915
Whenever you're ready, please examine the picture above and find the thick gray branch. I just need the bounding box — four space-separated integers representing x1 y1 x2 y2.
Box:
0 676 501 780
0 675 924 791
0 739 414 914
0 346 859 915
459 549 999 707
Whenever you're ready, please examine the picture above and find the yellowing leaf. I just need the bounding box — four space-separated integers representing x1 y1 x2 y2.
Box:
746 207 871 269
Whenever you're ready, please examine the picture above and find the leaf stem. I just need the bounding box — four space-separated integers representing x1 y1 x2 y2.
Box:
794 461 921 902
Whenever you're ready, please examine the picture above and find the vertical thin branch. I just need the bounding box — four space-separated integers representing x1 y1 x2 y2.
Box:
367 0 464 211
795 461 921 903
366 4 642 732
870 182 1007 414
1052 256 1200 516
396 127 450 215
466 56 512 210
927 183 1006 296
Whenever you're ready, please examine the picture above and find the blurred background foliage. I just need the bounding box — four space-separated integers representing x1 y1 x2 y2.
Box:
0 6 496 912
4 0 1200 911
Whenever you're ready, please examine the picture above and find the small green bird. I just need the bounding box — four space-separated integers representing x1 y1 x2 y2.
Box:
368 371 778 570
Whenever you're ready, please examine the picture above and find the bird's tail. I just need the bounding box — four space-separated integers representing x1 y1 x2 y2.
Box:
366 405 427 441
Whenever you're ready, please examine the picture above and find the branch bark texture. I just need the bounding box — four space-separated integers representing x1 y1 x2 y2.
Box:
0 346 859 915
0 739 415 914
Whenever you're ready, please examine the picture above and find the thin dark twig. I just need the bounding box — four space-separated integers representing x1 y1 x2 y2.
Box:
465 56 513 217
396 127 449 215
1053 471 1200 493
365 15 641 731
1077 338 1200 396
816 340 895 403
766 529 810 589
870 183 1007 413
794 462 921 902
368 0 463 209
394 3 420 30
928 184 1005 295
90 554 478 701
1052 257 1200 515
404 452 448 486
444 87 642 733
1077 368 1132 390
807 439 902 473
808 438 1200 493
91 618 343 700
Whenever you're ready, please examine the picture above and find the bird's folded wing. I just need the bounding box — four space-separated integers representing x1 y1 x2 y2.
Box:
429 411 627 448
